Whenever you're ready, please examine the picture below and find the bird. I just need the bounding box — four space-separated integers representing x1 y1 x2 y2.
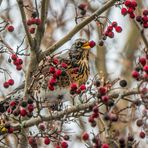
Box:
0 38 93 112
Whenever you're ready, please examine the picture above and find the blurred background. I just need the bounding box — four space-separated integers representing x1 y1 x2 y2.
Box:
0 0 148 147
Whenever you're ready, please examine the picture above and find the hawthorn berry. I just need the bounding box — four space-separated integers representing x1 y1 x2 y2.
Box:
44 137 50 145
108 31 114 38
29 27 35 34
49 66 55 74
39 124 45 131
99 87 107 95
119 80 127 87
61 62 68 69
89 40 96 48
61 141 68 148
139 57 146 66
7 25 14 32
102 143 109 148
143 65 148 73
124 0 131 7
49 77 57 85
17 58 23 65
143 10 148 16
112 21 118 27
20 108 27 116
70 83 77 90
8 127 14 133
115 26 122 33
82 132 89 141
7 79 14 86
80 84 86 91
121 8 128 16
88 116 95 123
53 58 59 65
27 19 32 26
93 106 99 113
132 70 140 78
55 69 62 76
139 131 145 138
136 16 142 22
27 104 34 112
28 136 36 145
130 13 135 19
131 1 137 8
3 82 9 88
11 54 17 61
16 65 22 71
48 84 54 91
35 18 41 25
9 101 16 107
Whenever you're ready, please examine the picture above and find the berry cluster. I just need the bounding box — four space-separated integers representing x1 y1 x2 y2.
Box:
26 12 41 34
98 21 122 46
48 58 68 91
78 3 88 16
121 0 137 19
104 22 122 38
132 55 148 80
3 79 14 89
70 83 87 95
11 54 23 71
136 9 148 28
7 98 34 117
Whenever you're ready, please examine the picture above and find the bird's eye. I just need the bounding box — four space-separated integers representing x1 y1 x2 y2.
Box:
75 42 83 48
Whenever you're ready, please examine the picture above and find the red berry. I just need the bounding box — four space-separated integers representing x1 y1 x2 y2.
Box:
17 58 23 65
53 58 59 65
55 146 61 148
130 13 135 19
143 23 148 28
39 124 45 131
80 84 86 91
115 26 122 33
27 19 32 25
88 116 95 123
82 132 89 140
99 87 107 95
139 131 145 138
27 104 34 112
70 83 77 90
20 108 27 116
29 27 35 34
48 84 54 91
7 108 12 113
61 62 68 69
107 26 113 31
61 141 68 148
49 66 55 74
30 18 36 24
139 57 146 66
9 101 16 107
92 112 99 118
49 77 57 85
108 31 114 38
142 16 148 23
143 10 148 16
121 8 128 16
112 21 118 27
35 18 41 25
127 8 134 14
8 127 14 133
132 71 140 78
44 137 50 145
28 136 36 145
131 1 137 8
136 16 142 22
102 143 109 148
143 65 148 73
89 40 96 48
93 106 99 113
124 0 131 7
3 82 9 88
102 95 109 102
7 25 14 32
8 79 14 85
55 69 62 76
16 65 22 71
11 54 17 61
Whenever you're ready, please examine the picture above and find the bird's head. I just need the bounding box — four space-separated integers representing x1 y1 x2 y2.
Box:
69 38 92 61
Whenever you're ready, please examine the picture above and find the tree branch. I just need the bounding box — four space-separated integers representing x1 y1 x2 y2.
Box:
12 90 139 131
17 0 33 48
39 0 118 61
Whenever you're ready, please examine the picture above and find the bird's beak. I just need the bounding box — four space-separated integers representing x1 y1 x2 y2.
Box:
82 42 91 49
